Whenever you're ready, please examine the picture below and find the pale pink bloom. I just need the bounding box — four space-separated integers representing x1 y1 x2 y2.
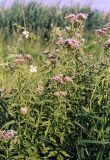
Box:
105 22 110 28
95 29 106 35
66 14 80 23
66 13 88 22
20 107 28 115
52 74 64 84
54 91 67 97
14 58 26 64
24 54 33 62
105 38 110 46
77 13 88 20
64 76 73 83
102 28 108 32
65 38 80 49
0 130 16 141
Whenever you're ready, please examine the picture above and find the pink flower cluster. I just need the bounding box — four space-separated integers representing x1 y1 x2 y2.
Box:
52 74 73 84
66 13 88 23
20 107 28 115
96 22 110 35
0 129 16 141
104 38 110 47
65 38 80 49
14 54 33 64
47 54 58 64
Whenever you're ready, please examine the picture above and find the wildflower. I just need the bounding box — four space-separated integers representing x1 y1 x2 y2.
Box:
66 13 88 23
52 75 73 84
95 29 106 35
52 74 64 84
47 54 58 64
81 39 85 44
0 130 16 141
104 38 110 47
30 65 37 73
102 28 108 32
22 30 29 39
54 91 67 97
105 22 110 29
20 107 28 115
66 14 80 23
14 58 26 64
65 38 79 49
64 76 73 83
24 54 33 62
77 13 88 20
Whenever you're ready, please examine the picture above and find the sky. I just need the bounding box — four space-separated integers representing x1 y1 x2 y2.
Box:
1 0 110 12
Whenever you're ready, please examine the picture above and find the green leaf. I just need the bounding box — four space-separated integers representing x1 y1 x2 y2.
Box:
48 151 57 158
60 150 70 157
60 132 65 144
45 120 51 138
1 120 16 130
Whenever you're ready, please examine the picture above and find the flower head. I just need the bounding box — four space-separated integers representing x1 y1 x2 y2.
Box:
30 65 37 73
95 29 107 35
63 76 73 83
0 130 16 141
65 38 79 49
104 38 110 47
66 13 88 23
22 30 29 39
24 54 33 62
66 14 80 23
52 74 64 84
77 13 88 20
20 107 28 115
54 91 67 97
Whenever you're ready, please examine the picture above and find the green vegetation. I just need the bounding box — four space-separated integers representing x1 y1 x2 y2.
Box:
0 1 110 160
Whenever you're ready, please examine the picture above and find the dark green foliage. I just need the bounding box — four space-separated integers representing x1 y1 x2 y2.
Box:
0 1 110 37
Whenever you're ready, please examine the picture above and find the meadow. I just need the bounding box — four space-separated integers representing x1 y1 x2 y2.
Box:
0 2 110 160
